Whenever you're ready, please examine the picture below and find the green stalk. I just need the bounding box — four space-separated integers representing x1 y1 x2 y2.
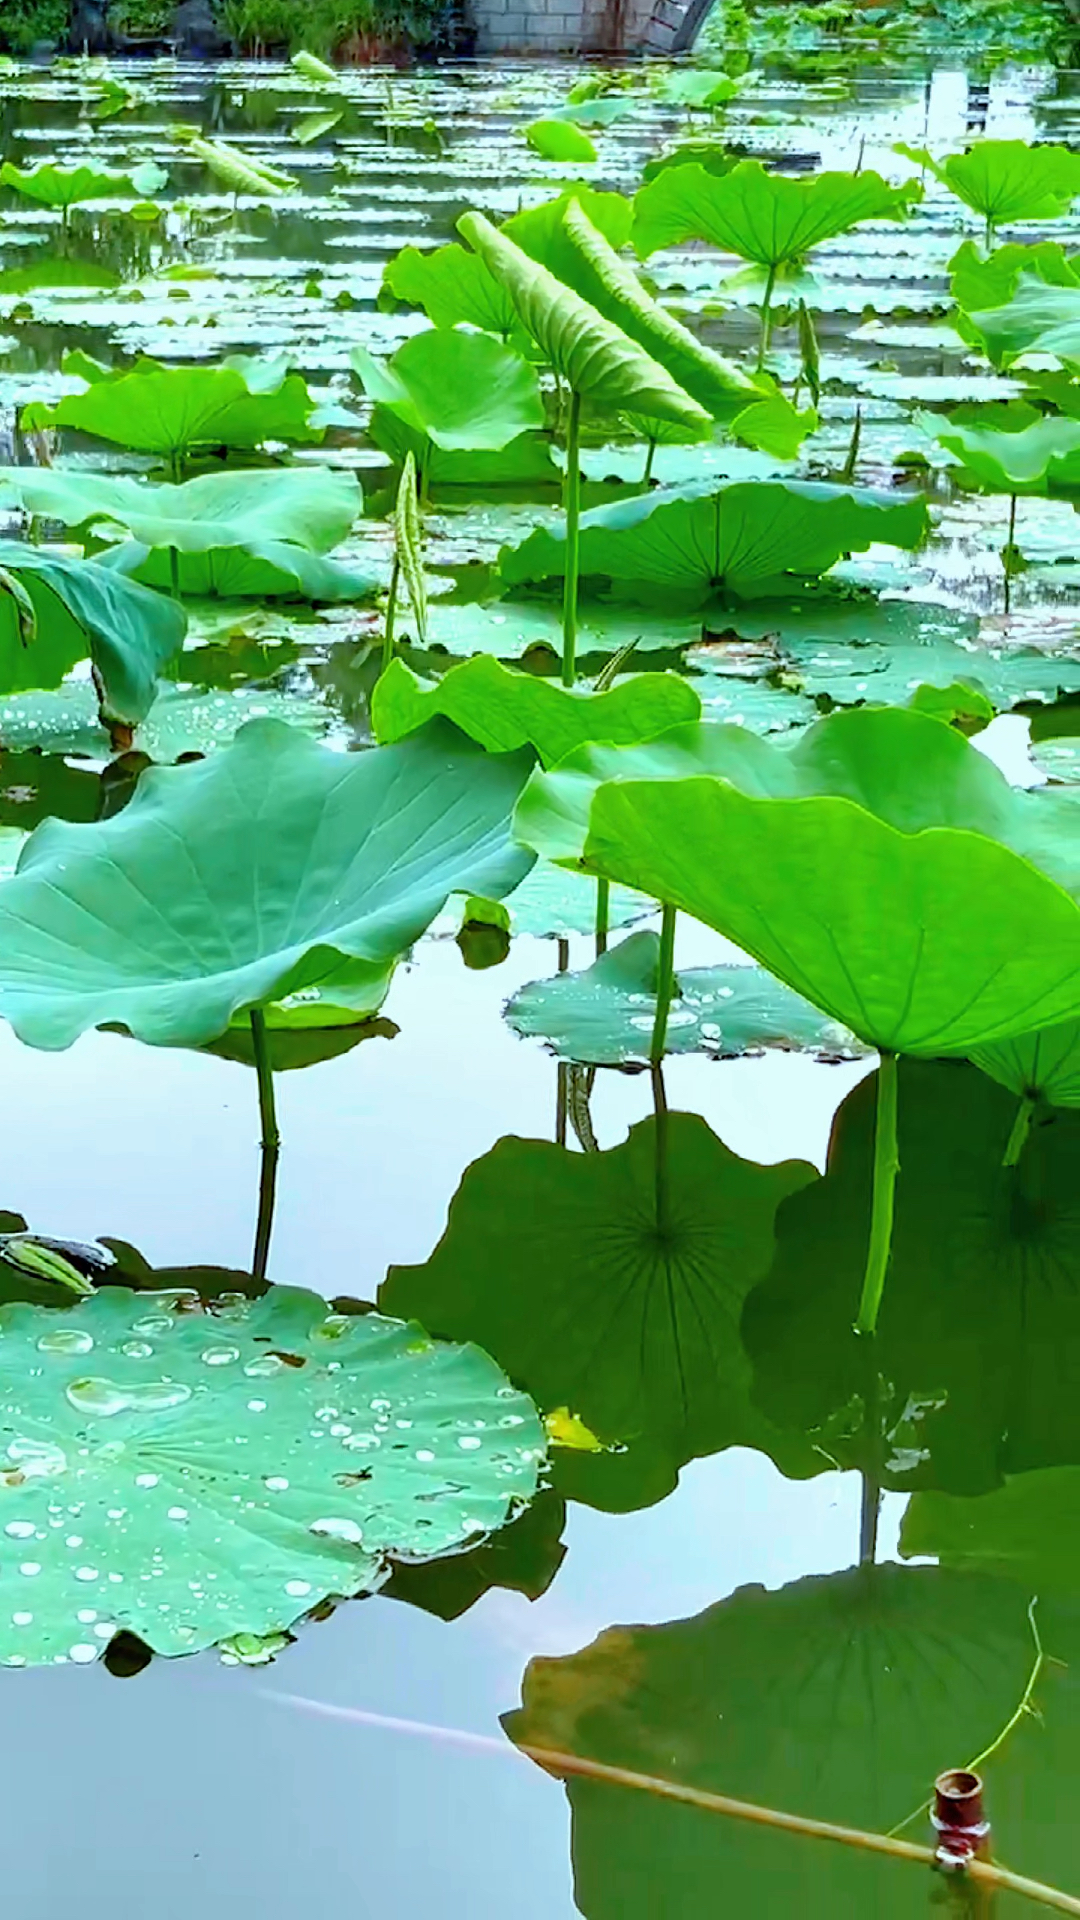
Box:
382 553 400 677
1005 491 1017 616
250 1007 280 1283
595 878 609 957
652 1060 669 1235
168 545 181 601
643 437 656 485
562 388 583 688
854 1050 900 1336
756 261 778 371
650 904 677 1065
556 1060 569 1148
1003 1092 1036 1168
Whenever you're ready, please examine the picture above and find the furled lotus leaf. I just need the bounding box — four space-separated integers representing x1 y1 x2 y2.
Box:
632 160 921 268
505 930 869 1065
0 1282 544 1666
926 400 1080 492
556 198 764 421
513 706 1080 1054
966 275 1080 368
0 160 167 208
500 480 929 603
0 717 535 1051
506 1562 1077 1916
371 656 700 765
456 211 709 430
897 138 1080 225
742 1058 1080 1494
525 120 597 163
19 357 324 462
352 328 544 454
381 1112 818 1512
971 1018 1080 1107
0 540 185 727
0 468 361 557
502 188 633 279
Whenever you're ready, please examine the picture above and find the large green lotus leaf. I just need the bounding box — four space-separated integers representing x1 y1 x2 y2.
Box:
556 198 764 423
631 161 920 268
456 212 709 431
500 481 930 603
368 405 557 488
898 138 1080 224
525 119 597 163
0 718 534 1051
0 541 185 727
352 330 544 454
381 243 526 345
371 657 700 765
500 859 651 938
101 538 376 604
0 259 120 295
516 707 1080 1054
0 160 167 208
505 929 868 1065
0 468 361 557
502 188 633 282
0 1282 543 1667
20 360 324 461
903 1469 1080 1594
506 1563 1078 1916
742 1058 1080 1494
970 1019 1080 1107
927 400 1080 492
967 275 1080 369
380 1113 818 1512
383 1483 566 1623
654 67 738 107
949 237 1080 325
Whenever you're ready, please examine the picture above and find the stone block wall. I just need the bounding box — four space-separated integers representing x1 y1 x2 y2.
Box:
471 0 679 54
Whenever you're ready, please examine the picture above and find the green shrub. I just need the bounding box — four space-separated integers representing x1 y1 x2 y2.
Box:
0 0 68 50
222 0 456 52
110 0 173 32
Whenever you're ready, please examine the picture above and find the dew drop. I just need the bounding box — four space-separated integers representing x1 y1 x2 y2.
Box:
131 1316 173 1338
167 1506 188 1522
457 1436 482 1451
66 1378 128 1416
243 1356 283 1380
37 1328 94 1356
126 1381 192 1412
415 1448 435 1463
247 1399 267 1412
134 1473 159 1489
201 1346 240 1368
4 1520 34 1540
18 1562 40 1577
93 1620 115 1638
342 1432 379 1452
69 1643 97 1665
7 1438 66 1478
263 1476 289 1492
284 1579 312 1598
74 1566 99 1583
310 1517 364 1545
76 1609 97 1624
121 1340 153 1359
11 1611 32 1626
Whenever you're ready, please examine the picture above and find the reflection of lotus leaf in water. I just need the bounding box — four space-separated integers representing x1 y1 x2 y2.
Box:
506 1562 1080 1915
0 1284 544 1667
742 1059 1080 1493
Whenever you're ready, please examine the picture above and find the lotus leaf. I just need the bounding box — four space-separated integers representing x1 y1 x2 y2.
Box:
381 243 523 342
557 198 764 421
505 930 868 1065
292 49 337 81
0 467 362 556
525 120 597 163
0 160 167 209
971 1019 1080 1108
383 1483 566 1623
500 480 930 603
897 138 1080 228
456 212 709 431
0 717 535 1051
902 1469 1080 1593
100 540 376 604
352 328 544 455
631 161 921 269
502 188 633 279
371 656 700 764
742 1059 1080 1494
729 392 818 457
928 401 1080 491
20 358 325 467
369 405 557 489
642 141 739 183
654 68 737 108
513 705 1080 1053
500 860 651 938
0 259 119 295
966 275 1080 369
0 540 185 727
0 1282 543 1666
381 1112 817 1511
949 237 1080 322
506 1564 1076 1916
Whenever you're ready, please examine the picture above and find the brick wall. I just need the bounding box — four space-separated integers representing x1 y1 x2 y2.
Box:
471 0 675 54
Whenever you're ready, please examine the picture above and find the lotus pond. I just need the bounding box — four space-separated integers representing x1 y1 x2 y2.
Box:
6 34 1080 1920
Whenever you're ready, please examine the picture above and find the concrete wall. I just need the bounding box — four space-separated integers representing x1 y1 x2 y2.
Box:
470 0 694 55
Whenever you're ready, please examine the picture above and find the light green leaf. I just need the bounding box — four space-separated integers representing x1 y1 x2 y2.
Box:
368 405 557 488
0 467 361 555
0 159 167 208
971 1018 1080 1107
927 400 1080 492
632 160 921 269
381 242 524 343
0 718 535 1051
291 48 338 82
394 452 427 645
456 211 709 430
949 237 1080 323
371 656 700 765
897 138 1080 225
174 131 296 196
0 1282 543 1666
352 328 544 453
525 119 597 163
502 187 633 277
20 358 324 463
731 392 818 457
500 480 930 602
654 68 738 107
967 275 1080 368
100 539 375 604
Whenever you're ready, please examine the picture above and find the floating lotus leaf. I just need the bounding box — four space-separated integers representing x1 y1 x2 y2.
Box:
499 481 929 603
742 1058 1080 1494
0 540 185 727
0 468 361 557
903 1469 1080 1595
927 401 1080 492
500 860 651 938
0 160 167 209
897 139 1080 226
0 259 119 295
654 68 738 107
383 1483 566 1622
381 1112 818 1512
632 161 920 269
456 211 709 430
505 930 868 1065
525 120 597 163
506 1563 1077 1916
20 357 324 464
0 717 535 1051
352 330 544 454
966 275 1080 369
100 538 376 604
0 1282 544 1667
514 707 1080 1054
372 657 700 765
949 237 1080 329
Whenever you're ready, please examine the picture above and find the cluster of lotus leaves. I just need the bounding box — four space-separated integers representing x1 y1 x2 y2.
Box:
0 1282 544 1666
0 718 535 1050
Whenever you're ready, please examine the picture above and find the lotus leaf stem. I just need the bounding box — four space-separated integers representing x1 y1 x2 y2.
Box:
756 262 778 371
652 1062 669 1232
854 1048 900 1336
562 388 583 687
859 1472 881 1564
643 437 656 486
841 406 862 485
650 904 677 1065
1004 492 1017 616
250 1008 280 1283
1003 1092 1036 1168
168 545 180 601
595 878 609 956
383 553 400 676
556 1060 568 1148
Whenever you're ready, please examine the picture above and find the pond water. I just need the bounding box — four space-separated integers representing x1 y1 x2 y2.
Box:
0 43 1079 1920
